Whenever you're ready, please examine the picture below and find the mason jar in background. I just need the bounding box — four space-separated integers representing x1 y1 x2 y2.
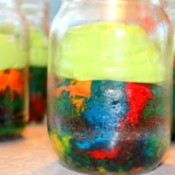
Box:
21 0 49 123
48 0 173 174
48 0 61 26
164 0 175 140
0 0 28 141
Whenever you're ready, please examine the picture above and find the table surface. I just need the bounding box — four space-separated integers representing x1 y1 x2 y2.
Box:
0 124 175 175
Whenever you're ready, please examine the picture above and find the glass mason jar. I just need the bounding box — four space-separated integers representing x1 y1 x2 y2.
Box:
164 0 175 140
48 0 173 174
21 0 49 122
0 0 28 140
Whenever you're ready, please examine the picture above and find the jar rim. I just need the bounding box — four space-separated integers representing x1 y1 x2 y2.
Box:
66 0 163 4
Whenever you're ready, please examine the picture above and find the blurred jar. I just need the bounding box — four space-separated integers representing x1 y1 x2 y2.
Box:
164 0 175 140
48 0 173 174
21 0 49 123
0 0 28 141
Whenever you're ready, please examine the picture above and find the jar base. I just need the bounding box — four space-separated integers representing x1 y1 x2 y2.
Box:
57 160 161 175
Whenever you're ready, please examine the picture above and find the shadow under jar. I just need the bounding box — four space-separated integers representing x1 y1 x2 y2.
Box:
47 0 173 174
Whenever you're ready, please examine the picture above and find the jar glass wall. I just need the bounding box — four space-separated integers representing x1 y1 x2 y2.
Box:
0 0 28 140
21 0 49 122
48 0 173 174
164 0 175 140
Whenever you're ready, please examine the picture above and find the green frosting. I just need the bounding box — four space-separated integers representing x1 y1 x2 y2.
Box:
0 33 27 70
29 26 48 67
55 22 164 83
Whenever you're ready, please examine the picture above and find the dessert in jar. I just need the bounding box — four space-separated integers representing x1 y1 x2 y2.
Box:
0 0 28 140
48 0 173 174
21 0 48 122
